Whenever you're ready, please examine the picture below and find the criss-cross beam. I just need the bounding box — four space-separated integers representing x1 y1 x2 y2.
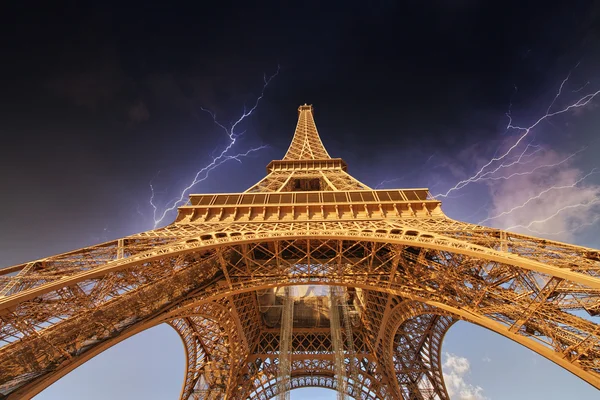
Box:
170 317 210 399
384 306 455 400
1 227 600 397
237 328 388 398
355 288 405 396
169 299 243 400
169 297 258 399
4 220 599 311
244 357 385 400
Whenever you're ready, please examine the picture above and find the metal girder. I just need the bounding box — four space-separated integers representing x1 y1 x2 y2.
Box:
329 286 347 399
277 287 294 400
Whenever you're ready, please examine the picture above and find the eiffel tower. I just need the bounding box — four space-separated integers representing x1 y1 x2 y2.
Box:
1 104 600 399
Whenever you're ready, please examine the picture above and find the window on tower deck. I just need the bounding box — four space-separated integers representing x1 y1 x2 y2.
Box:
292 178 322 191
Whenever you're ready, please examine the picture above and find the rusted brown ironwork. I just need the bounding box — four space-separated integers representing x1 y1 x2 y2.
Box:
1 104 600 399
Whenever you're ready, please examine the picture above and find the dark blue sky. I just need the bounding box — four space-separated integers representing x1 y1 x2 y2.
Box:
2 1 600 264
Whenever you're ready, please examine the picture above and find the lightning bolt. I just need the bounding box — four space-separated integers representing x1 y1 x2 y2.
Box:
545 62 579 115
150 66 280 228
434 70 600 199
469 143 542 183
572 81 590 93
504 198 600 234
375 145 540 191
519 213 600 236
375 176 408 189
478 168 599 225
483 147 586 182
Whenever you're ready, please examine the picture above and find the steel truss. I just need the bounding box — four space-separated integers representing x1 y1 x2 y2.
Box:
277 287 294 400
330 286 347 399
0 104 599 399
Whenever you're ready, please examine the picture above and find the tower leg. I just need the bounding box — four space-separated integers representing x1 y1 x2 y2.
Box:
277 287 294 400
330 286 348 399
382 302 455 400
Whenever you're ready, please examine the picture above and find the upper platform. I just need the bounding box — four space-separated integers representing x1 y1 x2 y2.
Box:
176 104 443 221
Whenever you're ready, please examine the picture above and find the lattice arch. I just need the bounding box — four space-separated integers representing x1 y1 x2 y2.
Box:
1 235 599 398
242 355 388 399
248 375 373 400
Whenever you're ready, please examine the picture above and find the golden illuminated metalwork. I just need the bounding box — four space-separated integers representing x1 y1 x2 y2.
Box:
1 104 600 399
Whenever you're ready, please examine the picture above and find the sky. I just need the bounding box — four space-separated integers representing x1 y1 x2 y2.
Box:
1 1 600 398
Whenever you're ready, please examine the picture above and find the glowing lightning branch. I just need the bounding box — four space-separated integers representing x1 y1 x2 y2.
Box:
375 176 408 189
504 198 600 234
376 145 541 191
478 168 599 225
470 143 542 182
483 147 586 181
522 213 600 236
546 62 579 115
573 81 590 93
150 66 280 228
435 73 600 199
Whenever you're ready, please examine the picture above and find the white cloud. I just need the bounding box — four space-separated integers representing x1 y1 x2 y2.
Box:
443 353 488 400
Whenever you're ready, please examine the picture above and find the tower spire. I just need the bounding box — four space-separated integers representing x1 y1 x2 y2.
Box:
283 104 331 160
246 104 370 192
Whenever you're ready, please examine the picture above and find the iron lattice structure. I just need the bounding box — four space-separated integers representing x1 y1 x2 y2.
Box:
1 104 600 399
